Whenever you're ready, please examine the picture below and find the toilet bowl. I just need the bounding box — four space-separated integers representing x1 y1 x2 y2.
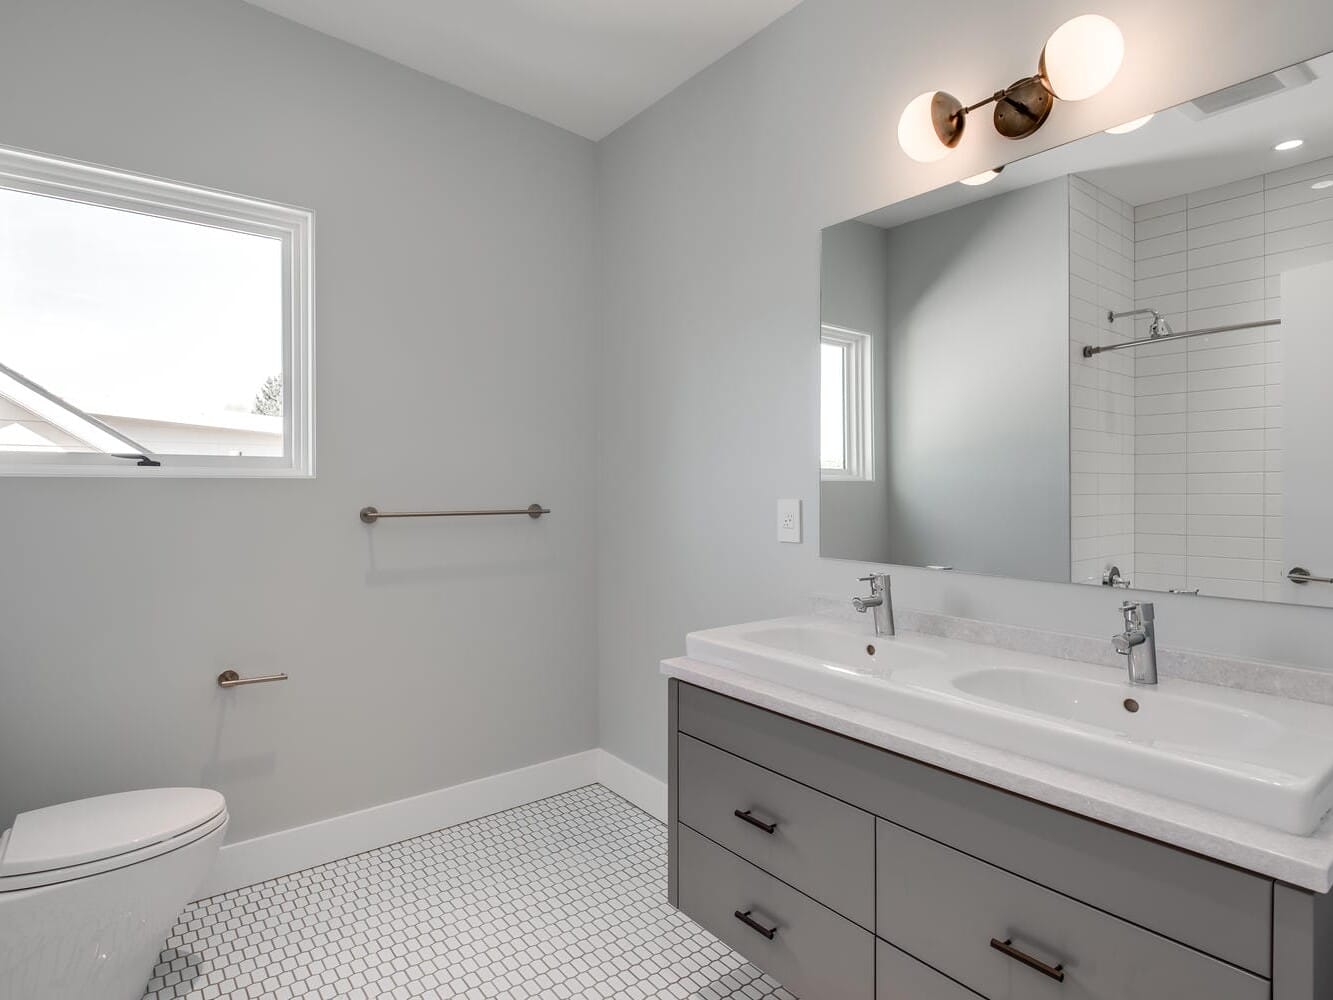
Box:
0 788 227 1000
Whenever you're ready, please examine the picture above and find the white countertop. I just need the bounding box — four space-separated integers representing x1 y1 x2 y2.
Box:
662 650 1333 892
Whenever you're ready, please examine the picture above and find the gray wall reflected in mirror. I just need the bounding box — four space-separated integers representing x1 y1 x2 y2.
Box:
820 52 1333 609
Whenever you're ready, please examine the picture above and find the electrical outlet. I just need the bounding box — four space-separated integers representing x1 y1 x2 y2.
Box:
777 499 802 543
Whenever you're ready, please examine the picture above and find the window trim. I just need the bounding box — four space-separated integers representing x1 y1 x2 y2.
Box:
820 324 874 483
0 143 314 478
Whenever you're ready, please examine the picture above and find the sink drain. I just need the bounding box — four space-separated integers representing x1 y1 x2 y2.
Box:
866 644 876 656
1123 698 1140 713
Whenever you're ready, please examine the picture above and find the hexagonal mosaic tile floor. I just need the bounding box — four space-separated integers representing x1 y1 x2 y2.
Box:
142 784 797 999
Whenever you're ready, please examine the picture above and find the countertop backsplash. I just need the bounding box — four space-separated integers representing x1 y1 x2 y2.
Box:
808 594 1333 706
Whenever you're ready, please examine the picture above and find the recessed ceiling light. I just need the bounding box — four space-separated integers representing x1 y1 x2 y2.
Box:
960 167 1004 186
1274 139 1304 151
1313 179 1333 190
1105 114 1154 135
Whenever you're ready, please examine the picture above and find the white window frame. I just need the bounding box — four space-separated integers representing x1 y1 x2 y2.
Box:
820 324 874 482
0 144 314 478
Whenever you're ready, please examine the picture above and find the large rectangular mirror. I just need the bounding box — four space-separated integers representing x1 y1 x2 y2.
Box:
820 52 1333 608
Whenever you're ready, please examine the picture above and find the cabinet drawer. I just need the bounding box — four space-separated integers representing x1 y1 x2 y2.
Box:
878 939 985 1000
678 733 875 928
678 824 874 999
678 681 1271 976
877 820 1268 1000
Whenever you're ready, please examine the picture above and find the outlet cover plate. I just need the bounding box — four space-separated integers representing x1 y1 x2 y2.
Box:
777 498 802 543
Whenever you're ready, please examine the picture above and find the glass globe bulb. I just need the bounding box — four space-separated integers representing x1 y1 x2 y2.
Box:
960 168 1002 186
1041 15 1124 102
1105 113 1153 135
898 91 960 163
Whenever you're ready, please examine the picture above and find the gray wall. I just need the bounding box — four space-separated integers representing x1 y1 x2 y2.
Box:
7 0 1333 838
881 178 1070 581
597 0 1333 782
819 220 891 561
0 0 599 841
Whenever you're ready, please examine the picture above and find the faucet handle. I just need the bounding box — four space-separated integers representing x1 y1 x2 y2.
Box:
858 572 886 592
1119 600 1154 629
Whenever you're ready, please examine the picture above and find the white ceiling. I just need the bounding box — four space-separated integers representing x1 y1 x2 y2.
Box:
241 0 803 140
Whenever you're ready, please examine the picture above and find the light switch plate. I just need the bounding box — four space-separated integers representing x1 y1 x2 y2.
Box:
777 498 802 543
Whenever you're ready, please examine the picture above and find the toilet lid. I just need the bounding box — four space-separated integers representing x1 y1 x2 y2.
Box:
0 788 225 877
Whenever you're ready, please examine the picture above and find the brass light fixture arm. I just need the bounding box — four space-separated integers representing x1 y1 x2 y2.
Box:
959 91 1006 116
960 74 1049 116
940 74 1055 146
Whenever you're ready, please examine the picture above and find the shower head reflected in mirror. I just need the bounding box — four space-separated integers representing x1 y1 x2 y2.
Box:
1108 307 1172 339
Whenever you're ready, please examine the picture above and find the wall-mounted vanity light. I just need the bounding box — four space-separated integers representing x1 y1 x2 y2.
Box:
898 14 1124 163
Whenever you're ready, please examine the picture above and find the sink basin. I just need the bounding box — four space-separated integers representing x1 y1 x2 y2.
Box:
685 620 945 707
685 616 1333 835
744 624 945 673
952 667 1286 751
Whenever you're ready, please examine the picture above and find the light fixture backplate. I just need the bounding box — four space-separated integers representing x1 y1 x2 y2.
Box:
993 77 1054 139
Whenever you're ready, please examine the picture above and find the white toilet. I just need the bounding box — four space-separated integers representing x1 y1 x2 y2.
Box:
0 788 228 1000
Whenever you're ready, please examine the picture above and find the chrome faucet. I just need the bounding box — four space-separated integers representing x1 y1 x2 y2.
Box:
1102 565 1131 589
1113 601 1158 685
853 573 895 636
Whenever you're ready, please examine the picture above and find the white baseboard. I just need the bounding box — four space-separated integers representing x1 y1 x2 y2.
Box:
199 749 600 899
197 748 669 900
595 749 668 822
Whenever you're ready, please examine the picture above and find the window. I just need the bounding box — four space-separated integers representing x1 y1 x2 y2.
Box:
820 324 873 481
0 145 313 476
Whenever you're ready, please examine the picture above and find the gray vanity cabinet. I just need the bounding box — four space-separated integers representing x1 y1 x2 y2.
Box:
677 731 875 928
877 939 983 1000
877 820 1266 1000
677 824 874 998
668 679 1333 1000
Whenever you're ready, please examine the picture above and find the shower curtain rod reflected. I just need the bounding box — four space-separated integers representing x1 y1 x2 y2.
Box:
1082 319 1280 357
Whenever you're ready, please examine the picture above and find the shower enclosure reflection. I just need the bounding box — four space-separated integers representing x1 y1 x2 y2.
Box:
819 51 1333 609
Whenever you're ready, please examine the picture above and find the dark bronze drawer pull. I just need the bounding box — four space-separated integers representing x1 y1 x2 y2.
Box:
735 909 778 940
734 809 778 834
990 938 1065 982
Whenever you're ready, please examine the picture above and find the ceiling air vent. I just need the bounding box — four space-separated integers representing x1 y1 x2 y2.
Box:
1180 62 1317 120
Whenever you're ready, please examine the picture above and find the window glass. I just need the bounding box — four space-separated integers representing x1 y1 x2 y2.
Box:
820 340 846 470
0 188 285 459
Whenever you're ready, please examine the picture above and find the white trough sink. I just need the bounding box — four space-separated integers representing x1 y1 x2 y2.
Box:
685 616 1333 835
